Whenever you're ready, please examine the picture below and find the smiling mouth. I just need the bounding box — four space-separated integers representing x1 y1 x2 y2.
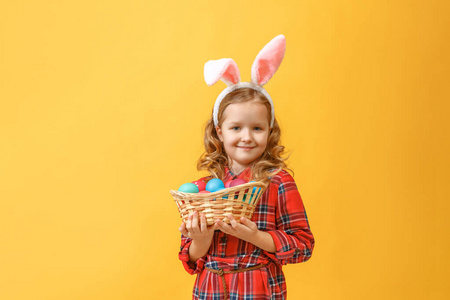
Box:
238 146 255 150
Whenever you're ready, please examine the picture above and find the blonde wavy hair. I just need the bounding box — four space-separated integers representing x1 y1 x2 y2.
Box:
197 88 290 182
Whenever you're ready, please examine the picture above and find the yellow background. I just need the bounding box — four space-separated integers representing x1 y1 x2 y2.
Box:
1 0 449 299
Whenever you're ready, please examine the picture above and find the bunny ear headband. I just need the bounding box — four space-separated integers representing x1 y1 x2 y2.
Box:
204 34 286 128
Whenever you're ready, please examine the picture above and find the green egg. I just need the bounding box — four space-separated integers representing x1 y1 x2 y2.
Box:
178 183 199 193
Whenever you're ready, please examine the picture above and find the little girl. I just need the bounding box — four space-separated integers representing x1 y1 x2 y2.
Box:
178 35 315 300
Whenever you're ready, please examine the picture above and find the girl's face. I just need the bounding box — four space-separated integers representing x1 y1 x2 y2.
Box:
216 101 270 174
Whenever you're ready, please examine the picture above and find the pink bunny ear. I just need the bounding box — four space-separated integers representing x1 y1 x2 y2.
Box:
251 35 286 86
204 58 240 86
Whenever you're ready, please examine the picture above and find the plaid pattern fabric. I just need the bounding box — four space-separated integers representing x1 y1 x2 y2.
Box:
179 168 315 299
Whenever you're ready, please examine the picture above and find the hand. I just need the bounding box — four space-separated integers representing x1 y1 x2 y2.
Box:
216 214 259 243
179 211 217 245
216 214 276 253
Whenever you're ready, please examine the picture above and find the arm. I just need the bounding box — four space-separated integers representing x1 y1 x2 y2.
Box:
216 215 276 253
265 172 315 264
178 211 217 274
180 212 216 262
216 172 315 264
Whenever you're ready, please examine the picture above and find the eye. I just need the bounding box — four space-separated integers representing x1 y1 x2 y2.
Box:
254 127 262 131
232 126 240 131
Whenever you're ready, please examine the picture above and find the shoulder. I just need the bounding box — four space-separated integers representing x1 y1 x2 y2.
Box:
268 169 296 186
267 169 302 201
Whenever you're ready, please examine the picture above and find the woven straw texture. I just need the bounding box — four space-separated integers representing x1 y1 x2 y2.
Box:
171 181 268 226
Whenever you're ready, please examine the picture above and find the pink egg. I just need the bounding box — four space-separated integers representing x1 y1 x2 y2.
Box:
192 179 207 191
229 178 247 187
199 190 211 194
224 180 232 188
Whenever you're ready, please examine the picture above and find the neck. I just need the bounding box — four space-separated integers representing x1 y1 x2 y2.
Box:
229 163 250 176
231 167 245 175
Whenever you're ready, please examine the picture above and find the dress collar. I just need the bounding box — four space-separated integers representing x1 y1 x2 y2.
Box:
224 166 253 182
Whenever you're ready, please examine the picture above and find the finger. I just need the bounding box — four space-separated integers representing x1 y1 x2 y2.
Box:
217 219 233 234
241 217 258 231
179 222 186 232
227 214 239 229
215 219 226 232
191 211 200 234
179 222 189 237
212 220 219 231
186 214 192 231
200 213 207 233
207 220 218 233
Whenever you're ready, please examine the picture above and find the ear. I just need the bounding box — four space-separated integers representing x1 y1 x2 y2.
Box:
215 126 224 142
251 35 286 86
204 58 240 86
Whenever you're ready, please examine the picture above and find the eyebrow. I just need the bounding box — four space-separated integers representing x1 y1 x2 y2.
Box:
226 121 268 127
252 122 268 127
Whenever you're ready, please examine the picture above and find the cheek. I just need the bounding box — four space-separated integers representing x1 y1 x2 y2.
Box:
223 132 238 142
259 133 270 145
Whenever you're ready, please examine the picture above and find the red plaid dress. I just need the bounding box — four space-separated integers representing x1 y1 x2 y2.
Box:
179 167 315 300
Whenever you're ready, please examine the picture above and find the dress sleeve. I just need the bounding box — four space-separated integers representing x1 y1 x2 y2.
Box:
178 235 207 274
177 176 211 274
266 172 315 265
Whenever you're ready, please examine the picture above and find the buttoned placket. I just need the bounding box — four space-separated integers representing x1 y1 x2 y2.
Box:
217 231 227 257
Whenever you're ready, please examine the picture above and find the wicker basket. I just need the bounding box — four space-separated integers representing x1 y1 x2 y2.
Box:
171 181 268 226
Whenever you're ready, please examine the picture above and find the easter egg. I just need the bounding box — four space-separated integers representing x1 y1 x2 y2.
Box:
192 179 207 191
224 180 232 188
249 181 260 194
251 186 261 194
229 178 247 187
228 179 248 200
205 178 225 192
199 190 211 194
178 182 199 193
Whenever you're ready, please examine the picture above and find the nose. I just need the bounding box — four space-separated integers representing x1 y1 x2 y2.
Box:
240 128 253 143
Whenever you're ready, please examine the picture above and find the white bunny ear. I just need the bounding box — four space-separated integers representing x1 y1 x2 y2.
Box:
251 35 286 86
204 58 240 86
